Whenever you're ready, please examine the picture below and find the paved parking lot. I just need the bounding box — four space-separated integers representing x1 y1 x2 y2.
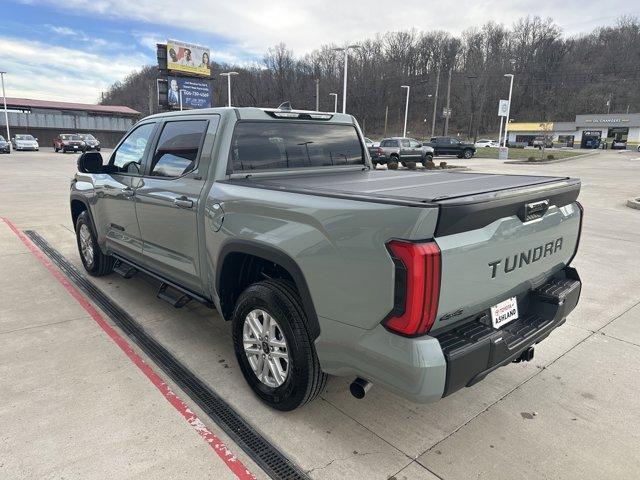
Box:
1 148 639 479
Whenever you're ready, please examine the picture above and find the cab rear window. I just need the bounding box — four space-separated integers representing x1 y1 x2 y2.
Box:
231 122 364 171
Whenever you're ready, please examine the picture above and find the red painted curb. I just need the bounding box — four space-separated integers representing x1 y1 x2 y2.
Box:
1 217 256 480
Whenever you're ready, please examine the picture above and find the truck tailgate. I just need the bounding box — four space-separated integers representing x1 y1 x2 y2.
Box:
432 199 581 333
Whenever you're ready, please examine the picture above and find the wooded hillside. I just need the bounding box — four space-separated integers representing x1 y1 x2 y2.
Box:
100 16 640 139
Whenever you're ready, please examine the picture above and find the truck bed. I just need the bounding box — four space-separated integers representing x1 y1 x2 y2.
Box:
227 169 581 236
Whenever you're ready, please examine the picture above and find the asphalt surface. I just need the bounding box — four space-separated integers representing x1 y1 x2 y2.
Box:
1 148 639 479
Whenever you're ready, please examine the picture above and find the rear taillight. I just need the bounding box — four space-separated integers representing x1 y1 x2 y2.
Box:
376 147 383 156
384 240 441 336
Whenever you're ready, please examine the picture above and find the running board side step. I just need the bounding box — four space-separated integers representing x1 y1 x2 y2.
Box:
110 253 215 309
113 260 138 279
157 282 192 308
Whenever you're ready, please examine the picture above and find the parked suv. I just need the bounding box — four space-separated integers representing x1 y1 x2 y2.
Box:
78 133 101 151
376 137 434 166
426 136 475 158
70 107 583 411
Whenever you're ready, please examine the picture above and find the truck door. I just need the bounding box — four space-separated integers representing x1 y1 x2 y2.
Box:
400 138 412 159
95 121 157 263
135 117 218 294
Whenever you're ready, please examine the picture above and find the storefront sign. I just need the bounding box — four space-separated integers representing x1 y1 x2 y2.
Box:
583 118 629 124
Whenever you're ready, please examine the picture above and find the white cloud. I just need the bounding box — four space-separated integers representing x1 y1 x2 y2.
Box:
0 36 147 102
33 0 636 56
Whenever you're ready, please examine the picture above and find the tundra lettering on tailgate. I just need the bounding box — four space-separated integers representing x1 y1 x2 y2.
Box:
488 237 563 279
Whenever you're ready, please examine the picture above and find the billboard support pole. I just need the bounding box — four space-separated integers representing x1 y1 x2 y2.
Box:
179 90 183 111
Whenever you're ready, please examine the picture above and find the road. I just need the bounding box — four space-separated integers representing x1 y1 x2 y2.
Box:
0 148 639 479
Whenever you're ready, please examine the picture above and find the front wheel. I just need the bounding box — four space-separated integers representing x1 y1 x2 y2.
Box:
75 211 114 276
463 149 474 159
232 279 327 411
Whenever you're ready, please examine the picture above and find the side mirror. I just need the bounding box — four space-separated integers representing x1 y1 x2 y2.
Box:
77 151 103 174
416 143 423 148
35 138 39 141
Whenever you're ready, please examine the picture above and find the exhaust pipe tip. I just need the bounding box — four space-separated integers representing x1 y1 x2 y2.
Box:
349 377 372 399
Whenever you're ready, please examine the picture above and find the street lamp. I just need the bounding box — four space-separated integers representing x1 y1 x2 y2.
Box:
401 85 410 138
329 93 338 113
332 45 360 113
0 71 10 151
219 71 239 107
502 73 514 147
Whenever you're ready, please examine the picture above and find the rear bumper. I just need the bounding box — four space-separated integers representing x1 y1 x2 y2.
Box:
435 267 581 397
316 266 581 403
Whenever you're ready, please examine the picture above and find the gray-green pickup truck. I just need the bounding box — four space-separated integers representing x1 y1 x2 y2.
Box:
70 107 583 411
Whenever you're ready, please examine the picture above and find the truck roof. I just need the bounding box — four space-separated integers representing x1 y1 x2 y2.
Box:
145 107 355 124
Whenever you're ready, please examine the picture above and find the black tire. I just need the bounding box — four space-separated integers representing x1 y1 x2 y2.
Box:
424 154 433 163
390 154 399 164
463 149 474 159
75 210 114 276
232 279 327 411
54 146 58 152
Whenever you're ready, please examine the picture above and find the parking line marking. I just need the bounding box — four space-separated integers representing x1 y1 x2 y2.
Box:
1 217 256 480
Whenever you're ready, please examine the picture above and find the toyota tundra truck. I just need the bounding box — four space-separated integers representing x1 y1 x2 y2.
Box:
70 106 583 411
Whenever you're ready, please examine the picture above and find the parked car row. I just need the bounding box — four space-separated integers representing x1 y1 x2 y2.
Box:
0 132 102 153
54 133 101 153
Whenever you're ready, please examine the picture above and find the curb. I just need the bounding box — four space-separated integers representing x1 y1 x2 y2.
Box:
627 197 640 210
505 151 600 165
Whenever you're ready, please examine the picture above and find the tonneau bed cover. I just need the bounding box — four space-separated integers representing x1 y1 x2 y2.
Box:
227 170 581 236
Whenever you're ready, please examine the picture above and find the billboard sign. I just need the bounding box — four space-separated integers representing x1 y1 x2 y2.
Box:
167 76 212 109
498 99 509 117
167 39 211 77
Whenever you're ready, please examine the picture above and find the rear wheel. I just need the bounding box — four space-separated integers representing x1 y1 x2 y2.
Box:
75 211 114 276
232 279 327 411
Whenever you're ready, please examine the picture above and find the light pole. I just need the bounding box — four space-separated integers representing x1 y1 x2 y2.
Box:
333 45 360 113
401 85 410 138
329 93 338 113
219 71 238 107
424 94 432 138
0 71 9 151
502 73 514 147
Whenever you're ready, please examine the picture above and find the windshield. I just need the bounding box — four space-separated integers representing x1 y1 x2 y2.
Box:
61 134 81 140
0 136 5 142
16 135 35 140
231 122 364 171
81 134 96 140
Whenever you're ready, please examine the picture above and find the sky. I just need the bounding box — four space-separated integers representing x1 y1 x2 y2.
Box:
1 0 637 103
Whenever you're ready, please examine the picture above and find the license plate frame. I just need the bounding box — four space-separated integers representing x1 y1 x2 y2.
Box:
490 297 519 329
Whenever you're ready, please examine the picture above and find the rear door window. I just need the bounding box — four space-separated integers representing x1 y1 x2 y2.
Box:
400 139 410 147
149 120 208 178
231 122 364 171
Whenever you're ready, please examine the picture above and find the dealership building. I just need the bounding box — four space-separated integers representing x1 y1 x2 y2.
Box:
508 113 640 148
0 98 140 148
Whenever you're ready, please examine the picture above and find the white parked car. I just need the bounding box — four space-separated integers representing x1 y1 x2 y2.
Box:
475 139 499 148
12 134 39 151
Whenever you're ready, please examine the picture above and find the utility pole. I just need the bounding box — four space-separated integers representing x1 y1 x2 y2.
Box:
384 105 388 137
220 72 239 107
148 83 153 115
1 71 10 150
401 85 410 138
443 67 452 136
502 74 515 148
315 79 319 112
606 93 612 114
333 45 360 113
329 93 338 113
431 65 440 138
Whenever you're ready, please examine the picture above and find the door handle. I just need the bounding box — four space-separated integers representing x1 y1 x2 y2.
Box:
173 196 194 209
